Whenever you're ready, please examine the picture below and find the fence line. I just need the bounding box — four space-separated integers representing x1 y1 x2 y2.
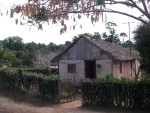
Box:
0 72 59 102
82 81 150 108
58 78 76 103
0 71 77 103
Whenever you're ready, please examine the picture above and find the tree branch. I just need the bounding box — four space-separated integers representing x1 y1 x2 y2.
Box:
110 1 135 7
103 9 148 25
140 0 149 13
129 0 150 20
105 0 150 21
67 9 149 25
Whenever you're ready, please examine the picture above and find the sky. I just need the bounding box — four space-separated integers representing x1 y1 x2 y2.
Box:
0 0 142 45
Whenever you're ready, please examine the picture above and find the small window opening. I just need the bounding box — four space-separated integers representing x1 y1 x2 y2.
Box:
68 64 76 74
119 63 122 74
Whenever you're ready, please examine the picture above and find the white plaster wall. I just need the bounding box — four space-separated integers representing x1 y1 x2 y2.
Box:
96 59 112 78
59 60 84 84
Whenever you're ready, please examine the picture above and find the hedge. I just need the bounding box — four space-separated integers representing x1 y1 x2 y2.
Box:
82 78 150 109
0 68 59 102
24 68 58 75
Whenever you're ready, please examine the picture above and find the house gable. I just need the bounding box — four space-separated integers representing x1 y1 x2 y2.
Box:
60 37 111 60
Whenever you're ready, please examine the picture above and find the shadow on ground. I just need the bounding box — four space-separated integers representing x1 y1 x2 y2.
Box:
0 86 150 113
0 86 53 107
77 105 150 113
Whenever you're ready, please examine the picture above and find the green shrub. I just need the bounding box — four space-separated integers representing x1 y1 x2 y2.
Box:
24 68 58 75
82 77 150 109
0 68 59 102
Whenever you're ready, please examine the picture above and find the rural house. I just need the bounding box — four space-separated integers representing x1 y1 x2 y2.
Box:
54 35 140 84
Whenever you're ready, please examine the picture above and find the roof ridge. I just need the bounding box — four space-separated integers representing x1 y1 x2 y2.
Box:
52 35 139 61
82 35 139 60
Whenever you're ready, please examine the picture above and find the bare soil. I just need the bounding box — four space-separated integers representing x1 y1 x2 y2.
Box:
0 86 149 113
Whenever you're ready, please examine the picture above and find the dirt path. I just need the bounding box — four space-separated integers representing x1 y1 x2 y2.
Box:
0 87 149 113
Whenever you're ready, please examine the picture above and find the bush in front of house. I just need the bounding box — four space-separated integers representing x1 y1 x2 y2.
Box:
82 76 150 109
24 68 58 75
0 68 59 102
0 67 59 76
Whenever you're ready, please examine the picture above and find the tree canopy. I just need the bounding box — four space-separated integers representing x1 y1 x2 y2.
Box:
0 31 131 68
0 45 16 67
70 22 127 44
7 0 149 32
133 22 150 73
102 22 121 44
0 36 65 67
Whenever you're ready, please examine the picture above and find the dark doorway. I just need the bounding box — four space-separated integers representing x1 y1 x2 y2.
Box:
84 60 96 79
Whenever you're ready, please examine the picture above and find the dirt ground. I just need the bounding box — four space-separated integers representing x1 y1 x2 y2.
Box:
0 86 149 113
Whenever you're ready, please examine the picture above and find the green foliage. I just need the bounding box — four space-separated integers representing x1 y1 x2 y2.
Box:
97 0 105 6
24 68 58 76
0 45 16 67
65 41 71 46
83 74 120 83
133 23 150 73
2 36 25 51
33 6 48 22
0 68 59 102
91 32 102 40
103 74 122 82
0 68 59 79
0 36 65 68
120 32 127 38
102 22 121 44
1 36 29 67
82 78 150 108
122 40 134 48
75 22 122 44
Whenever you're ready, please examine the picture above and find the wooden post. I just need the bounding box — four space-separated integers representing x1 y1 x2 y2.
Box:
73 75 75 101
